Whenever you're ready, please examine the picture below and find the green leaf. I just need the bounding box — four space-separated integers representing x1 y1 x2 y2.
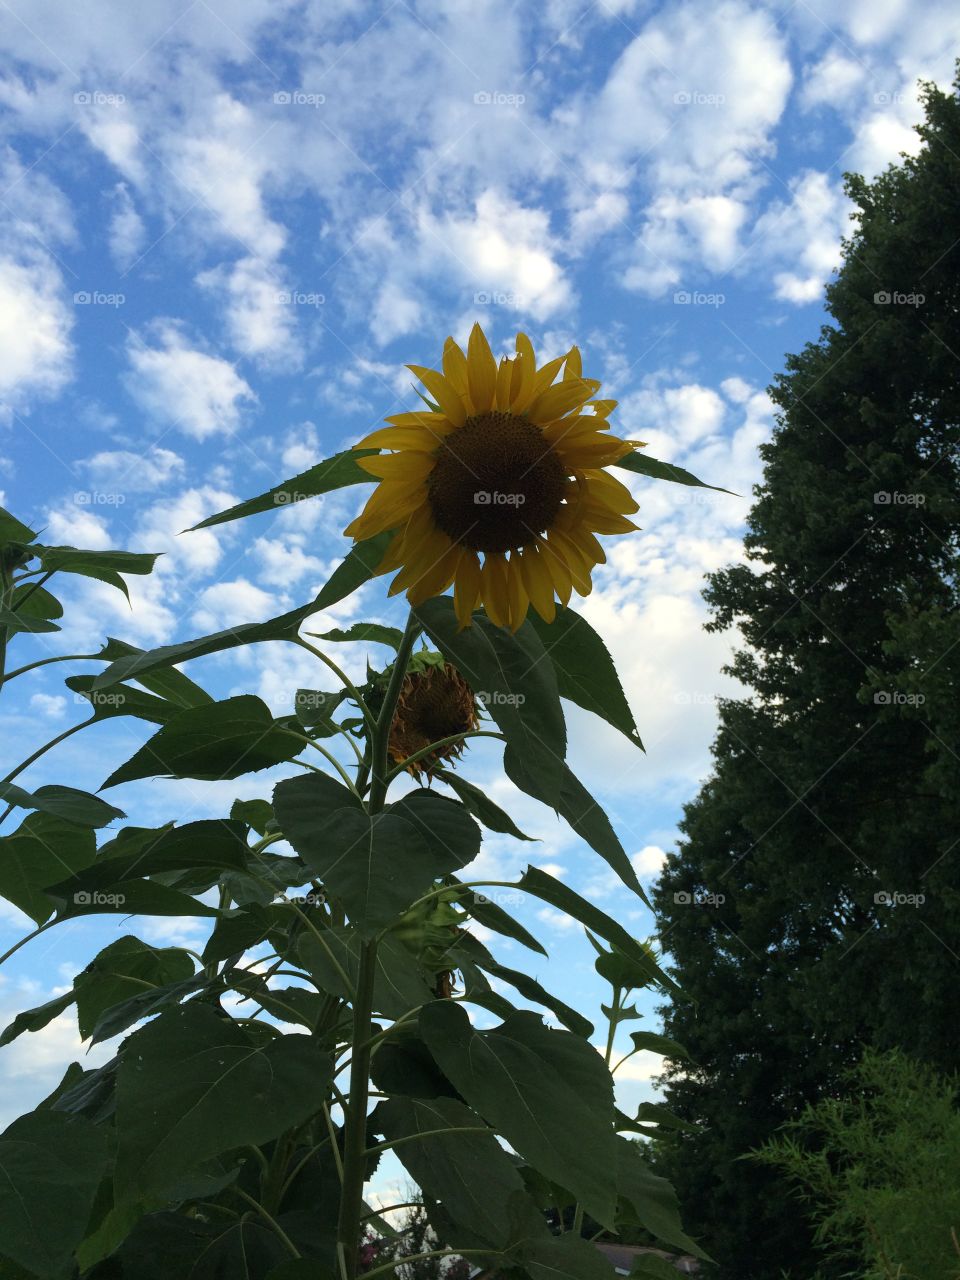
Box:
29 545 160 603
311 622 404 648
528 605 643 750
516 868 678 995
420 1002 618 1227
298 928 436 1020
230 797 275 836
66 674 179 724
369 1027 459 1100
8 584 62 620
274 775 479 934
202 903 282 963
114 1003 332 1202
0 605 60 634
54 879 219 920
90 533 392 691
98 637 214 708
102 695 305 785
0 991 75 1047
294 687 344 730
627 1030 690 1061
0 506 37 546
373 1095 531 1248
73 936 195 1039
520 1233 621 1279
615 450 734 494
186 449 376 531
594 940 660 991
0 1110 110 1276
616 1136 711 1260
0 782 124 828
435 769 536 841
0 814 97 925
52 820 250 893
452 931 593 1037
415 597 567 804
507 755 647 899
229 972 322 1030
451 883 547 956
88 973 210 1044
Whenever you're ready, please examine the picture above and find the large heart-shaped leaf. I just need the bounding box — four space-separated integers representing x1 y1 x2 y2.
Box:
115 1003 332 1202
0 1110 110 1276
0 814 97 925
420 1002 617 1227
73 935 195 1039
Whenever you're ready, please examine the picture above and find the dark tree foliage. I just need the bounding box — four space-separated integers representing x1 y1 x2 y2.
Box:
652 70 960 1280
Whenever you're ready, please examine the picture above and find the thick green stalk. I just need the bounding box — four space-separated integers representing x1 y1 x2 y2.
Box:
336 611 420 1280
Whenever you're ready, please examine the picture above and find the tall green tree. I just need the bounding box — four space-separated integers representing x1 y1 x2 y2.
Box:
652 70 960 1280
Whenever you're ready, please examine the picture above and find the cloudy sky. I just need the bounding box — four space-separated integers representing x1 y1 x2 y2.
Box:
0 0 957 1140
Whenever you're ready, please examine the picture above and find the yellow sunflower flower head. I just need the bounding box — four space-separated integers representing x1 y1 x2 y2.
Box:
344 323 642 631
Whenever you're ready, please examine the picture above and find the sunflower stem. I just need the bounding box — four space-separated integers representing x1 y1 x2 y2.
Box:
336 610 420 1280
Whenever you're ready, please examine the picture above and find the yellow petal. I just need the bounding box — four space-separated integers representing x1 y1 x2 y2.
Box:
356 452 436 481
509 344 533 409
454 549 482 628
480 552 510 627
544 529 592 593
467 323 497 414
384 412 454 429
355 425 448 451
389 530 455 595
407 365 467 427
526 378 596 426
442 337 470 404
495 356 513 411
504 552 530 631
537 537 574 607
518 545 556 624
405 544 462 606
563 346 582 381
588 399 617 419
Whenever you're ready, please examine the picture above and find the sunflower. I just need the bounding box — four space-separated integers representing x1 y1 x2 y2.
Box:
345 323 642 630
387 660 479 779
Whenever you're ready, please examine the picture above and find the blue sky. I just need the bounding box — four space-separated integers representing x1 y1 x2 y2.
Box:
0 0 957 1169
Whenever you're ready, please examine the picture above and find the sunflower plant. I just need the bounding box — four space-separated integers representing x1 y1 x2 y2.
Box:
0 327 725 1280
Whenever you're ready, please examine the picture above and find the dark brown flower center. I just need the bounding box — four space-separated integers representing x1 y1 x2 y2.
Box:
389 663 479 777
427 411 566 553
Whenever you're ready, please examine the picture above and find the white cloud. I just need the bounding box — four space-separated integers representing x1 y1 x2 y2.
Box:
749 170 850 305
0 255 73 405
107 182 146 269
42 504 112 548
29 693 67 719
192 578 280 631
126 323 257 440
418 190 573 320
196 257 302 368
79 445 184 494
